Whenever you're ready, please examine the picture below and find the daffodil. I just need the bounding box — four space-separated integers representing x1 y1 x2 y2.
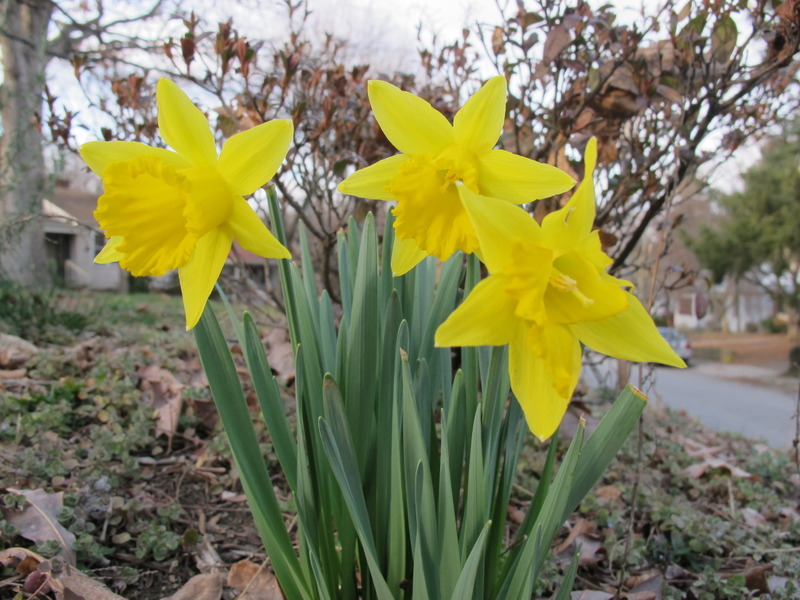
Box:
80 79 292 330
435 138 685 441
337 77 575 275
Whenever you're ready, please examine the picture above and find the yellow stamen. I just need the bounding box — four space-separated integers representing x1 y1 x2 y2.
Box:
549 271 594 307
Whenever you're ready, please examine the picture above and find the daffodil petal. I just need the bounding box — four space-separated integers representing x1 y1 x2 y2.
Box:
227 198 290 259
178 227 233 330
338 155 407 200
368 80 454 156
541 137 597 249
453 76 506 154
435 276 518 347
94 236 125 263
457 184 541 273
218 120 293 196
79 141 189 176
390 236 427 276
569 291 686 368
509 325 582 442
156 79 217 166
478 149 575 203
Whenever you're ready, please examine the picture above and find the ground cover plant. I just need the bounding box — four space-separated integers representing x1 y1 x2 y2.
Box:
1 290 798 598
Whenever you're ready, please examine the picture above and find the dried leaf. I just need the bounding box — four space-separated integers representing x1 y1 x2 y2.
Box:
492 26 505 56
711 16 737 63
555 518 596 553
3 488 76 565
571 592 613 599
741 507 767 528
0 368 26 378
0 546 46 575
627 570 663 598
55 563 127 600
161 573 224 600
595 485 622 502
227 559 285 600
0 333 38 368
137 364 184 443
682 458 754 480
543 24 571 64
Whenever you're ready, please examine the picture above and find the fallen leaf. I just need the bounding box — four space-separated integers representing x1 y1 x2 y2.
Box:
0 333 38 368
0 546 46 575
627 570 663 599
54 563 127 600
744 565 771 594
555 518 596 553
3 488 76 565
682 458 754 480
161 573 224 600
264 328 295 383
571 591 613 600
227 559 285 600
137 364 184 445
0 368 26 378
741 507 767 528
595 485 622 502
0 550 124 600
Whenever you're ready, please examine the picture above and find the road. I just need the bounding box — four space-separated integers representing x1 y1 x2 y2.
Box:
651 364 798 449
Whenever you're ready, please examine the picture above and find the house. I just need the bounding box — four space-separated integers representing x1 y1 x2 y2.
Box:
43 182 125 291
645 191 774 332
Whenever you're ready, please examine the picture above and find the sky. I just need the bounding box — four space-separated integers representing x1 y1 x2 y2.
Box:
45 0 760 191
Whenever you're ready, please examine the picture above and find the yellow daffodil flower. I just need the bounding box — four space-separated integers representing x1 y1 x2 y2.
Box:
337 77 575 275
80 79 292 330
435 138 685 441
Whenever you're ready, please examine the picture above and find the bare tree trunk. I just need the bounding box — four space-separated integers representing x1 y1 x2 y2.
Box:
0 0 54 287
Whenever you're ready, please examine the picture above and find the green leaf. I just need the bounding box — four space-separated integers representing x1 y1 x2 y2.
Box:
318 374 394 600
242 313 297 492
450 521 491 600
565 385 647 517
194 306 310 599
553 549 580 600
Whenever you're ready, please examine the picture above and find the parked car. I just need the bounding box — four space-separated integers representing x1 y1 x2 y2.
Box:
657 327 692 364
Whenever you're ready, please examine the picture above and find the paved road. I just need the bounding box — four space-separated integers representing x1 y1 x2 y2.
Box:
650 364 798 449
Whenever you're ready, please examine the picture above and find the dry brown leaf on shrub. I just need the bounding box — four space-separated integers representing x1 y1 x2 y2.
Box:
227 559 284 600
137 364 184 443
3 488 76 564
161 573 225 600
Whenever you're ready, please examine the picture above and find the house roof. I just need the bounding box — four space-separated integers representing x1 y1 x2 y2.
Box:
46 184 100 226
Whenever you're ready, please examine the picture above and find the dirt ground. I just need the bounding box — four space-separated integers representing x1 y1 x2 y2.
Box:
687 332 798 370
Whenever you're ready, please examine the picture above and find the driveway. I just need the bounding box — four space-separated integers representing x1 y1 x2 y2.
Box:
651 363 798 449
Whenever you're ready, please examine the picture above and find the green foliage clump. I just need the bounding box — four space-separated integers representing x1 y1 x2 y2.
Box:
0 280 90 344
